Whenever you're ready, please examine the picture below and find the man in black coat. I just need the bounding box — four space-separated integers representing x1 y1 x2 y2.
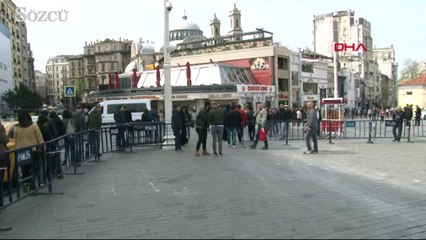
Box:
194 101 210 156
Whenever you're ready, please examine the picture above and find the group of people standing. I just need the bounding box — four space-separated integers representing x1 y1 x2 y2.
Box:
171 101 271 156
0 104 103 190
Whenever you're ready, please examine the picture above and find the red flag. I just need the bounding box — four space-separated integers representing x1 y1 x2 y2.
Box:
108 73 112 89
132 68 138 88
186 62 192 86
156 65 161 87
114 71 119 89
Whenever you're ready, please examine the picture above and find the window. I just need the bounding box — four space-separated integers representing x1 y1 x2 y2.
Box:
107 103 147 114
406 91 413 95
236 19 239 28
291 71 299 86
302 62 313 73
278 57 288 70
278 78 289 91
303 82 318 95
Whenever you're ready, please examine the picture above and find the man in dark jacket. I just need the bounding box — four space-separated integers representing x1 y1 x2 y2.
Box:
246 106 255 141
195 101 210 156
88 104 102 157
415 105 422 126
172 106 183 151
114 106 127 150
226 105 241 147
393 106 405 142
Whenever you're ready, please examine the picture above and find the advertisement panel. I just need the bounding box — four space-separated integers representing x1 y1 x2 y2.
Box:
0 22 13 115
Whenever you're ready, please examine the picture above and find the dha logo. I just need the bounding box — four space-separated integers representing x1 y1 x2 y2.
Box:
334 43 367 52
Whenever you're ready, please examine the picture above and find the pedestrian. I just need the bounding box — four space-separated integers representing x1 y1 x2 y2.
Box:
250 103 268 150
123 106 134 145
87 104 102 158
73 104 86 133
208 101 225 155
0 122 9 166
114 105 127 151
226 105 241 148
246 106 255 142
303 101 318 154
172 105 183 151
315 106 322 137
49 111 65 178
194 101 211 156
236 104 247 145
393 106 405 142
415 105 421 126
62 109 75 166
180 107 188 146
183 107 193 142
14 110 44 189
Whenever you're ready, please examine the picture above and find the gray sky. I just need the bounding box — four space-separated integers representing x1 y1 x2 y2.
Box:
13 0 426 76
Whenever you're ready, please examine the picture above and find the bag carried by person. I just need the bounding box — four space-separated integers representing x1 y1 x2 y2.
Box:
259 128 265 141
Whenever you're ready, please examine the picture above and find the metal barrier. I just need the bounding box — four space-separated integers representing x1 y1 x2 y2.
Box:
243 119 425 142
0 121 166 210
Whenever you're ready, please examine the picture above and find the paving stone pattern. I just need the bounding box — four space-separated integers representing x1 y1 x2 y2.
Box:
1 135 426 239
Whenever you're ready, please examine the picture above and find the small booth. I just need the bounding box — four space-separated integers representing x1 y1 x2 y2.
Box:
320 98 347 135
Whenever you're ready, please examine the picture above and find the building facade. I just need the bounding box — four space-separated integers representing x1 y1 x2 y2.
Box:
83 38 132 93
313 10 381 108
398 73 426 109
0 0 34 91
45 55 70 105
34 70 47 101
373 46 398 107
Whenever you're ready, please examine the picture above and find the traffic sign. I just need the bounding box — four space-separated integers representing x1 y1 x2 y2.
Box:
64 86 76 97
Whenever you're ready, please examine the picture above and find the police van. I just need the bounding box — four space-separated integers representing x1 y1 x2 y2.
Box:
98 99 151 124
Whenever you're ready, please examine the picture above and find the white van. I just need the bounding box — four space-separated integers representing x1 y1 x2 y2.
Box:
98 99 151 124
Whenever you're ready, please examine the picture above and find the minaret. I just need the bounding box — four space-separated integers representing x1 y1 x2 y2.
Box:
228 3 243 40
210 13 221 38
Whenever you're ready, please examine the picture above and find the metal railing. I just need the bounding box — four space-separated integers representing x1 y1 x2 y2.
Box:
0 121 166 210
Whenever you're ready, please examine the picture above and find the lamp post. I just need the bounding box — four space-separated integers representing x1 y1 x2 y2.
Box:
163 0 175 148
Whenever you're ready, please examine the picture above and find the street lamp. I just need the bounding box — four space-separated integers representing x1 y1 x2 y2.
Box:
163 0 175 148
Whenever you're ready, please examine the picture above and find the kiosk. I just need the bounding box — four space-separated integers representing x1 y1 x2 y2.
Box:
320 98 347 138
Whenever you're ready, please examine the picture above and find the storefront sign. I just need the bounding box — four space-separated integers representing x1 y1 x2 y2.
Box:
172 94 189 99
208 93 233 99
237 84 275 93
277 92 289 100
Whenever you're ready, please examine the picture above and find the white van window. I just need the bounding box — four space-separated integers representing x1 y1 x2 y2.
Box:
107 103 147 114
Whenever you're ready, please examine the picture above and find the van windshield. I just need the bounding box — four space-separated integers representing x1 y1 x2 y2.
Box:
107 103 147 114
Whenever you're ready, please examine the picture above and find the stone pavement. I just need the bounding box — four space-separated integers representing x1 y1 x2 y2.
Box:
1 134 426 239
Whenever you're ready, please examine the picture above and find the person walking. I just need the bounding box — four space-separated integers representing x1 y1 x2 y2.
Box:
250 103 268 150
172 105 183 151
208 101 225 155
236 104 247 146
194 101 211 156
303 101 318 154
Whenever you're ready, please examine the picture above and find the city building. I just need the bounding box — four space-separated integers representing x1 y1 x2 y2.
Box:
67 55 85 97
83 38 132 93
34 70 47 101
300 53 329 107
373 46 398 107
0 0 35 91
313 10 381 108
45 55 71 105
398 73 426 109
101 4 292 109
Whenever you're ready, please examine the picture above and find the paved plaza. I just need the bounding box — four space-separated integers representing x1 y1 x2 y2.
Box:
1 135 426 239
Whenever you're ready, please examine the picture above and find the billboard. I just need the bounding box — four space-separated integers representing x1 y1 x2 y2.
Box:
0 22 13 115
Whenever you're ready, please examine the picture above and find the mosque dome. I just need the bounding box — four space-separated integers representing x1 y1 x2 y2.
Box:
169 14 203 41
